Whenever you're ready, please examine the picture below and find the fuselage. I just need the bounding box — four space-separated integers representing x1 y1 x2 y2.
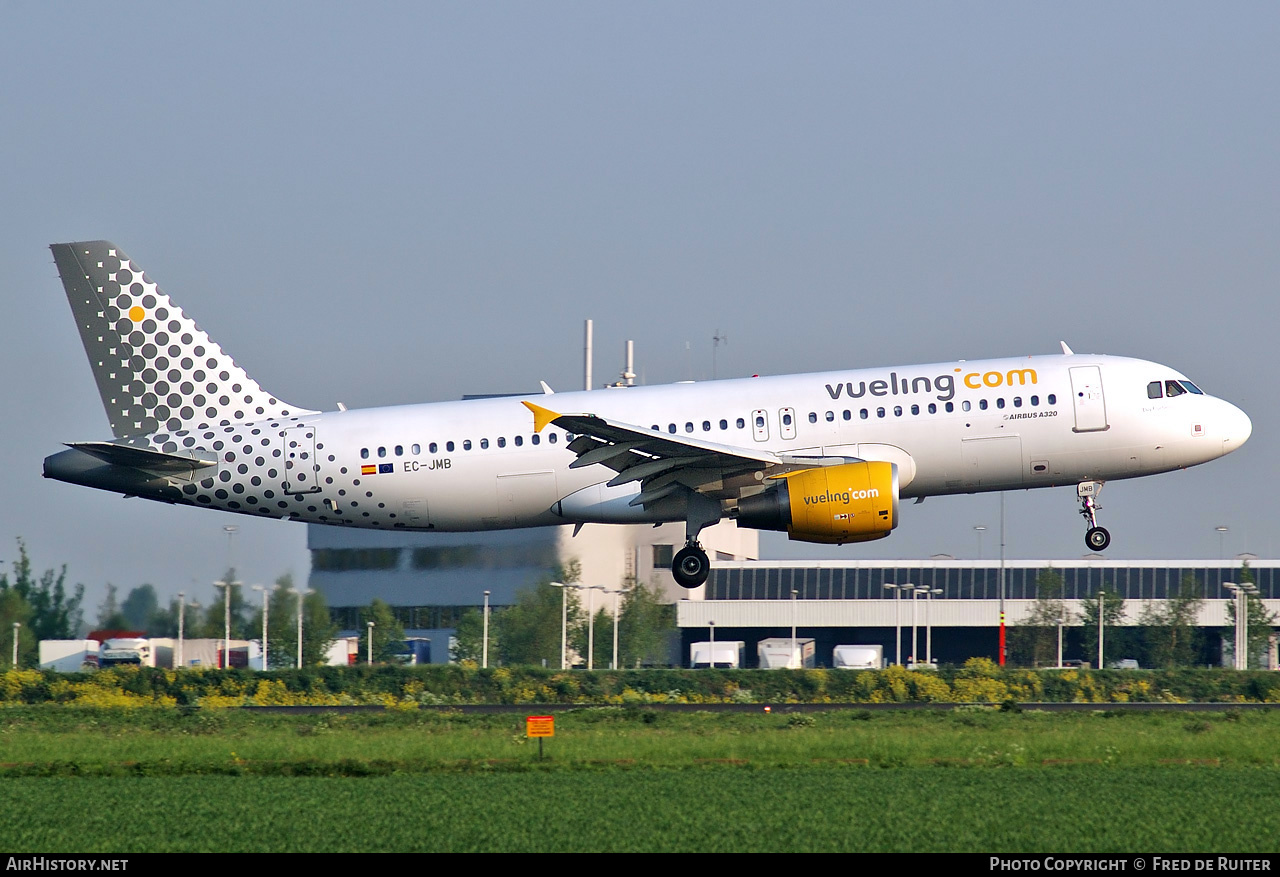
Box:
45 352 1252 535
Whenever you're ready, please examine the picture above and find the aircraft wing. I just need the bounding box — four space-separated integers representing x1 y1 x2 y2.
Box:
523 401 852 508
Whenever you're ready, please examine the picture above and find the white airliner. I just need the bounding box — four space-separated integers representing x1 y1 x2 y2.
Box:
45 241 1252 588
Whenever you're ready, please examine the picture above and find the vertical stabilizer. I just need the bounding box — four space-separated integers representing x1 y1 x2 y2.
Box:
50 241 311 438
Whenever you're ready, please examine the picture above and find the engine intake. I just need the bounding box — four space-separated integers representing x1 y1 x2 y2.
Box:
737 461 898 544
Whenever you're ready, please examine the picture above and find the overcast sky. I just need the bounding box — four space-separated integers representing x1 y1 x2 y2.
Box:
3 3 1277 612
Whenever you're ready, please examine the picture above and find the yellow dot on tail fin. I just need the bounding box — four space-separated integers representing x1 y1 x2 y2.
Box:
128 306 145 322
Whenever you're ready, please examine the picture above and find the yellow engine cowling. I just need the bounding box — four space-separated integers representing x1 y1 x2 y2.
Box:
736 461 898 545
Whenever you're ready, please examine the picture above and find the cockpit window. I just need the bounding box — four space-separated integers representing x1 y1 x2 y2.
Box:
1147 381 1162 399
1165 380 1186 398
1180 380 1204 395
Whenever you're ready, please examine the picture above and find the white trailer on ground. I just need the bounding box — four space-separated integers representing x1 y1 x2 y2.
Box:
757 637 816 669
833 644 884 670
38 639 100 671
690 641 745 669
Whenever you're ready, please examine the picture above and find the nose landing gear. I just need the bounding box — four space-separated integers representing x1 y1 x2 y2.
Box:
1078 481 1110 551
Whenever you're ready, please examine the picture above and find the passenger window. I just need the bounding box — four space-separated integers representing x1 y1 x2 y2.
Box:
945 402 954 413
996 398 1005 409
480 439 489 449
808 412 817 423
446 441 455 452
395 445 403 456
412 443 420 454
755 415 765 428
463 440 472 450
497 437 506 448
377 447 386 458
531 434 540 445
1030 396 1039 406
360 448 369 459
962 401 971 412
429 442 438 454
825 411 835 422
928 403 937 414
1147 381 1163 399
685 422 694 433
514 436 523 447
911 404 919 415
782 413 792 426
702 421 711 431
979 400 988 410
893 406 902 416
876 407 886 418
860 409 868 420
668 424 677 434
1013 398 1021 408
736 418 745 429
719 419 728 430
1048 394 1057 404
549 433 557 444
842 410 851 421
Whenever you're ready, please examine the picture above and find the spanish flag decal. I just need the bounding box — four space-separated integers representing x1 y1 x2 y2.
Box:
361 464 377 475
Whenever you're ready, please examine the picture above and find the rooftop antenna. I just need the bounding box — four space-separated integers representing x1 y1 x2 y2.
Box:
712 329 728 380
623 339 635 387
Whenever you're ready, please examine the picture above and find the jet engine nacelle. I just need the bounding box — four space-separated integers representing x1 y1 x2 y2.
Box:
736 461 898 544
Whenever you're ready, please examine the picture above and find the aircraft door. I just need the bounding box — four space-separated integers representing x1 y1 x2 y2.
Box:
282 425 321 494
751 409 769 442
779 408 797 440
1069 366 1109 433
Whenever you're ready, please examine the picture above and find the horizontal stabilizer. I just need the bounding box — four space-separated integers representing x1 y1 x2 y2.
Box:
67 441 217 474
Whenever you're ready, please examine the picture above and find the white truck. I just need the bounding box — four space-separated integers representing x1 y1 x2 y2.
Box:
38 639 100 672
690 641 745 669
98 637 154 668
833 644 884 670
757 637 816 669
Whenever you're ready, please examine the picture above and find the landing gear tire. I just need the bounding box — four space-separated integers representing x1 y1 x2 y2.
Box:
1085 527 1111 552
672 545 710 589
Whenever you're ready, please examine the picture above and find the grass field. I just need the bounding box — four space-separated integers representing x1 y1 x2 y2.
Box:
3 706 1279 851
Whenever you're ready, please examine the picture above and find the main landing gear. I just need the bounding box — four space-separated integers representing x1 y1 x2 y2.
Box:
1078 481 1110 552
671 490 721 589
672 542 710 589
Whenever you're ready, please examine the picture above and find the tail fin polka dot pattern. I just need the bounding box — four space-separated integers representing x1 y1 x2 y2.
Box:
50 241 312 439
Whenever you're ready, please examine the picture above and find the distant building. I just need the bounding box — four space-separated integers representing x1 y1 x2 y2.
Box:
309 520 757 662
679 558 1280 669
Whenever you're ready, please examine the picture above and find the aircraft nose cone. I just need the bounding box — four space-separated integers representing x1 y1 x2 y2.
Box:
1221 402 1252 454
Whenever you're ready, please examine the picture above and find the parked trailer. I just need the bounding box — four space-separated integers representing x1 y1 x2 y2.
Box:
833 644 884 670
690 641 745 669
757 637 816 669
38 639 100 672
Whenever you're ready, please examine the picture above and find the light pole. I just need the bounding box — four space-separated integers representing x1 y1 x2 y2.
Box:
251 584 272 671
1215 526 1229 560
1097 591 1105 669
707 620 715 668
213 578 241 669
1223 581 1258 670
290 587 310 668
11 622 19 667
974 525 987 559
606 587 628 670
366 621 375 664
549 582 570 669
920 586 942 666
177 591 186 670
482 590 491 669
586 585 605 670
791 588 799 669
884 583 913 666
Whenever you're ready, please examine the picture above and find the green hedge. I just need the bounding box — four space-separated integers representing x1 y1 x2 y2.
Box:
4 661 1280 707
